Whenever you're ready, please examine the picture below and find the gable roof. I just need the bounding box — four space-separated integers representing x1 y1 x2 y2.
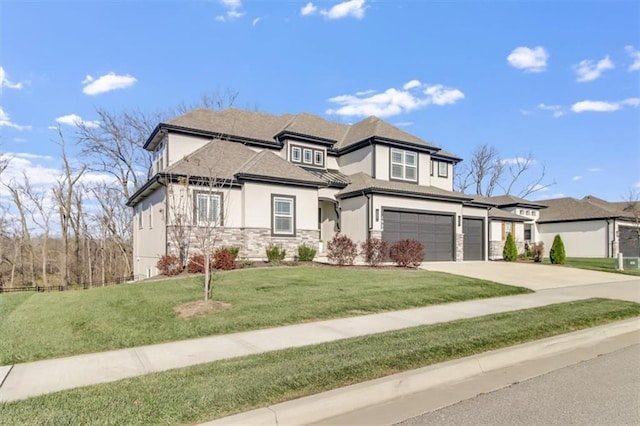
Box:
146 108 460 160
336 172 472 201
483 194 547 209
165 139 255 180
537 196 636 223
488 207 528 222
235 149 325 186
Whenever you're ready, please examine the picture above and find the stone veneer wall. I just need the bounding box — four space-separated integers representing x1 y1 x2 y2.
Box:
456 234 464 261
167 226 319 260
489 240 525 260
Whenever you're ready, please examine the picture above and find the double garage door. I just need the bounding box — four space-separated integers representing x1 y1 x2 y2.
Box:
382 210 484 261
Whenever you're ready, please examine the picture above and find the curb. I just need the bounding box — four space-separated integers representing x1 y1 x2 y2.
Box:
202 317 640 426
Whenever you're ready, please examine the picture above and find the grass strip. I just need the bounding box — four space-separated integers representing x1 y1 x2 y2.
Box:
542 257 640 276
0 267 530 364
1 298 638 425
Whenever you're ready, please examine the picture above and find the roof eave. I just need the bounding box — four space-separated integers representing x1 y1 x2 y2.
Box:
337 187 473 202
235 173 324 188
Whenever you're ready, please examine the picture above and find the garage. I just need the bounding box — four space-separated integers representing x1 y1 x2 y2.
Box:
463 217 484 260
619 226 640 257
382 210 454 261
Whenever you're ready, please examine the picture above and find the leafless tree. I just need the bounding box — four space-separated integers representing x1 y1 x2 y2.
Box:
2 178 36 286
21 173 54 287
622 187 640 254
455 144 553 198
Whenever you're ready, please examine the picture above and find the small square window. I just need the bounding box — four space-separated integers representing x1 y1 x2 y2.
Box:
314 150 324 166
438 161 448 177
303 148 313 164
291 146 301 163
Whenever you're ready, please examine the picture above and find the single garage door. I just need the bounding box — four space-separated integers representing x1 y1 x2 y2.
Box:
619 226 640 257
382 210 454 261
463 217 484 261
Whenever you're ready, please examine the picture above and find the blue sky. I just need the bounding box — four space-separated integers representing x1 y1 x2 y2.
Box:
1 0 639 201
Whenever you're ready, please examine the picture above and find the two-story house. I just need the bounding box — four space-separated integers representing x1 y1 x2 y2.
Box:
127 108 494 277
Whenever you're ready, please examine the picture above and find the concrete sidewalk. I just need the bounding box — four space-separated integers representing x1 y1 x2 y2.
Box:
0 290 588 403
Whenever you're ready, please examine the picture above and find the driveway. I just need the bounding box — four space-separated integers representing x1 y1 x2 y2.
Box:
421 261 638 291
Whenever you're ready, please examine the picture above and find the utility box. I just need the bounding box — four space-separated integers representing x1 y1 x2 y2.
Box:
623 257 640 270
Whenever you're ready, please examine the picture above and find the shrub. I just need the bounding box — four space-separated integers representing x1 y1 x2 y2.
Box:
532 242 544 263
156 254 183 276
266 244 287 265
389 239 424 268
503 233 517 262
186 254 211 274
361 239 389 267
225 246 240 260
297 244 317 262
213 248 236 270
327 234 358 266
549 234 566 265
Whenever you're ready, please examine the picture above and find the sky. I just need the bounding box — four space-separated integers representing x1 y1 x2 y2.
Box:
1 0 639 203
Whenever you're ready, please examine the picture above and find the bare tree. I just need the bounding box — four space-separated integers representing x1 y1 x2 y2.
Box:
622 187 640 255
21 173 54 287
455 144 553 198
2 178 36 286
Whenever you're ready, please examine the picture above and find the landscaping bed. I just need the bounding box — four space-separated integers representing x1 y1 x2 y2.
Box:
0 267 530 364
1 298 638 425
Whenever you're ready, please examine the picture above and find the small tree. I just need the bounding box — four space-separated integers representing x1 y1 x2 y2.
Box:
327 234 357 266
503 233 517 262
549 234 566 264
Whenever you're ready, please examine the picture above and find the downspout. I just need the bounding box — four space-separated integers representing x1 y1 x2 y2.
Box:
159 176 169 257
606 219 610 258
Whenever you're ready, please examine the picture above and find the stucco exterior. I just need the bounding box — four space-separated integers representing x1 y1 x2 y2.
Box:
134 187 167 277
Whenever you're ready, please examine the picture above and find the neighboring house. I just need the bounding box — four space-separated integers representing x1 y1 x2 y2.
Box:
473 195 547 260
127 108 494 277
536 195 640 258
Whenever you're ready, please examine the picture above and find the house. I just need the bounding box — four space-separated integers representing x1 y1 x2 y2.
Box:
127 108 494 277
536 196 640 258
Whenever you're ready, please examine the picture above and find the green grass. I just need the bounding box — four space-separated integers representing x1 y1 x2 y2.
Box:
1 298 638 425
543 257 640 276
0 267 530 364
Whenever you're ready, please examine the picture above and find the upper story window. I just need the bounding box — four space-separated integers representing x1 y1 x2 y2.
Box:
438 161 448 178
194 191 222 226
290 144 325 168
390 148 417 182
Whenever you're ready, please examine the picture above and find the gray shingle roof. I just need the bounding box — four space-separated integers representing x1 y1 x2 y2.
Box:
165 108 457 156
484 194 547 208
537 196 636 223
488 207 527 222
235 149 325 185
302 168 350 186
336 172 472 200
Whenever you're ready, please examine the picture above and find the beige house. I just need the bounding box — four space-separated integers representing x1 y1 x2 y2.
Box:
127 108 494 277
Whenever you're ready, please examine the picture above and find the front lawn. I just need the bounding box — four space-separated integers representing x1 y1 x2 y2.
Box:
0 267 530 364
1 298 637 425
543 257 640 276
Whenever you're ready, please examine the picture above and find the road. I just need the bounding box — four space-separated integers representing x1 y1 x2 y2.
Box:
396 344 640 426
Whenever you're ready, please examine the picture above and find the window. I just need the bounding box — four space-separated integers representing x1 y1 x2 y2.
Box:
390 148 417 181
303 148 313 164
503 221 513 240
430 160 434 176
291 146 301 162
138 206 143 229
524 228 532 241
195 192 222 226
148 205 152 229
272 195 295 235
438 161 448 178
314 150 324 166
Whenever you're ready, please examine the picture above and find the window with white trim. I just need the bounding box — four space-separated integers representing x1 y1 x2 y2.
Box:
138 206 143 229
195 192 221 226
272 196 295 235
291 146 301 162
390 148 417 182
303 148 313 164
314 150 323 166
438 161 448 177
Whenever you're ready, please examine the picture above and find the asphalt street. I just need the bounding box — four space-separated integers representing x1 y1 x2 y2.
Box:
396 344 640 426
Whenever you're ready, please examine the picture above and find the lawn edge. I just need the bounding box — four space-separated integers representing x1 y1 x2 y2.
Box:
204 317 640 426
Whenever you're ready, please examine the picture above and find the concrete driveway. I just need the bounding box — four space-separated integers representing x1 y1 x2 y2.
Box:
421 261 638 291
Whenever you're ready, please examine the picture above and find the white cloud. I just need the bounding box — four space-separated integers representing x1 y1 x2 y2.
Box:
13 138 27 143
574 55 614 82
537 103 565 118
501 157 535 165
633 181 640 189
402 80 421 90
571 100 619 113
0 106 31 131
55 114 100 128
216 0 244 22
252 17 262 26
326 80 464 118
621 97 640 107
320 0 366 20
82 72 137 95
0 66 23 91
300 2 318 16
507 46 549 73
520 109 532 116
624 45 640 71
588 168 602 173
572 176 583 181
